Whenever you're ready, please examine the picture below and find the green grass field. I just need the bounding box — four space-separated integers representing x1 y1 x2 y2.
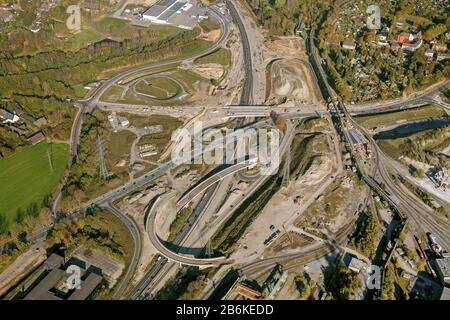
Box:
97 17 130 30
194 48 231 66
0 142 69 222
135 77 181 100
199 18 221 32
100 85 125 102
355 104 448 129
70 28 105 49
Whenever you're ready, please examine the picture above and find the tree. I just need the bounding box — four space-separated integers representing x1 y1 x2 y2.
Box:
325 266 360 300
16 208 26 224
412 168 424 178
294 274 314 299
26 202 39 218
0 213 8 235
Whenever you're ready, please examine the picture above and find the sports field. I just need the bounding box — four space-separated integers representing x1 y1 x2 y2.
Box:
0 142 69 222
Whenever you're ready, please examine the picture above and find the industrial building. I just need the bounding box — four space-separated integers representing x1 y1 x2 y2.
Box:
222 265 287 300
118 116 129 127
142 0 207 30
435 257 450 286
347 257 366 273
27 131 46 145
23 253 104 300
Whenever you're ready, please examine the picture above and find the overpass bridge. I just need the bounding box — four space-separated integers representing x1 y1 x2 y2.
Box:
177 157 257 208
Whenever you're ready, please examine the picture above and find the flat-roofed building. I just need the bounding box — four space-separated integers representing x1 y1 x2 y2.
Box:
45 253 64 271
67 273 102 300
435 257 450 286
142 0 203 30
24 269 65 300
143 0 186 24
23 254 104 300
348 257 366 273
27 131 46 145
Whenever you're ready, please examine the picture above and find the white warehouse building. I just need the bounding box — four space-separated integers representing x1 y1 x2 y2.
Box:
142 0 200 29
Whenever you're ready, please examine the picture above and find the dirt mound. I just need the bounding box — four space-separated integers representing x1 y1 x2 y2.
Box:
267 59 320 103
191 63 225 81
266 37 306 57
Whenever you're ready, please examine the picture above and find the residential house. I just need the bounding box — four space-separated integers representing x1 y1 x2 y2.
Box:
437 53 450 62
424 50 435 59
390 41 401 51
342 42 357 50
402 38 423 52
33 116 47 127
325 39 340 47
433 43 448 52
396 30 422 44
0 109 20 124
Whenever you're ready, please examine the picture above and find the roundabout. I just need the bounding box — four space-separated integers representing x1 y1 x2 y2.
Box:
132 73 188 102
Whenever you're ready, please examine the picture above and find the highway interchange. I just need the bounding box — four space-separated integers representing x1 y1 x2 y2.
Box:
57 0 450 300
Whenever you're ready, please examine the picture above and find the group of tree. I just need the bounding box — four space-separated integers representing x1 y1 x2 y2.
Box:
349 212 380 260
46 209 129 261
60 110 107 212
294 272 316 299
245 0 330 35
324 265 360 300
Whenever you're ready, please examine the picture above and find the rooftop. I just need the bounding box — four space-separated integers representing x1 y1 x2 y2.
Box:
143 0 183 19
436 258 450 278
27 131 46 145
348 257 366 273
24 254 104 300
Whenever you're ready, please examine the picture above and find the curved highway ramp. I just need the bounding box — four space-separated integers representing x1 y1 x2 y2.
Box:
146 197 233 267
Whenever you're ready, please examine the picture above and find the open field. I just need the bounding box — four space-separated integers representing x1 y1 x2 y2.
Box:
0 142 69 222
96 17 130 30
101 85 125 102
71 28 105 48
378 124 450 165
199 18 221 33
132 114 183 160
135 77 181 100
106 131 137 171
65 19 185 52
194 48 231 66
355 104 448 129
98 38 213 80
171 70 205 93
